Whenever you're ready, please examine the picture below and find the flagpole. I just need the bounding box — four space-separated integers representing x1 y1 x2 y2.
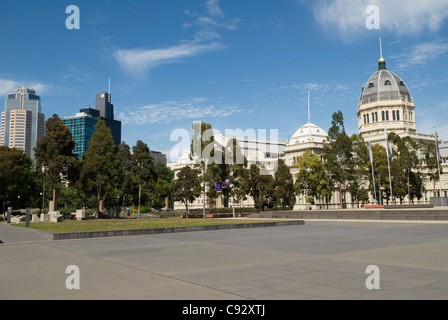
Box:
385 127 393 204
369 140 377 204
435 131 444 206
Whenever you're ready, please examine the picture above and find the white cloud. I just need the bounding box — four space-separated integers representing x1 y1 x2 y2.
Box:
114 42 225 76
309 0 448 40
114 0 238 77
0 79 19 96
0 78 49 96
206 0 224 17
117 98 244 125
391 41 448 71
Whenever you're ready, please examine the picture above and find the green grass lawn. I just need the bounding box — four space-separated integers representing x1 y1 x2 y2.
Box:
15 218 271 233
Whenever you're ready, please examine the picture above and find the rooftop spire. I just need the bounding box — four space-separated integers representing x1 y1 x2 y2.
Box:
308 91 311 123
378 37 387 70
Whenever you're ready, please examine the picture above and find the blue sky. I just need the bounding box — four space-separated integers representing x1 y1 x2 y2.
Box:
1 0 448 161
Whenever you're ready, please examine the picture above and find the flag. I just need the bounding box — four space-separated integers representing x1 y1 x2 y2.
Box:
369 140 373 163
385 128 391 159
436 131 441 162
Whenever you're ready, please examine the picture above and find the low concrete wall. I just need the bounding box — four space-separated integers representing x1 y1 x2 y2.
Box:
50 220 305 240
258 208 448 221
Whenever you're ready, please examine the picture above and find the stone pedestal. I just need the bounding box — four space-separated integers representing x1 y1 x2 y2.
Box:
49 211 63 223
75 209 86 220
49 201 55 212
10 216 25 224
293 204 308 211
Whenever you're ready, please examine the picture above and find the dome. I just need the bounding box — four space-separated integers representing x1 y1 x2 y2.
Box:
289 122 328 145
360 57 412 104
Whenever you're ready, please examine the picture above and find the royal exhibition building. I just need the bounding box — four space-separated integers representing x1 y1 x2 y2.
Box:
168 53 448 211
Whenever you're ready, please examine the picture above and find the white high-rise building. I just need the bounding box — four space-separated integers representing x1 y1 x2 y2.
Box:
0 86 45 158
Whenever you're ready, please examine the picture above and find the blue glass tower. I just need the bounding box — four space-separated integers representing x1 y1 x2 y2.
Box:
63 108 98 159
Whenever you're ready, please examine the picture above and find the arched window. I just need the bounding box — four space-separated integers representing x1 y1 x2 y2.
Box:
372 112 375 122
396 110 400 121
375 112 378 122
382 111 385 121
392 110 396 121
363 114 366 124
386 111 389 121
366 114 370 124
384 80 391 85
368 83 375 88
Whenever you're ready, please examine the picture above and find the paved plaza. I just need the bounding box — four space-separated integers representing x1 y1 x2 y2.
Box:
1 219 448 300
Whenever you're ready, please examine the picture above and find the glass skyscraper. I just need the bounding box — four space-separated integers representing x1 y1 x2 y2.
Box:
0 86 45 158
63 108 99 159
63 91 121 159
95 92 121 147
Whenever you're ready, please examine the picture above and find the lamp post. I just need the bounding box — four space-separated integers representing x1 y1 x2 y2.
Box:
17 196 20 210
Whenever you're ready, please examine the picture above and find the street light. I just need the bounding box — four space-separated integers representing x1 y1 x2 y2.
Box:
17 196 20 210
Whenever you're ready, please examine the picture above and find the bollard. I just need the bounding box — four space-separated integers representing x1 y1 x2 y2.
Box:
25 208 31 227
7 207 12 224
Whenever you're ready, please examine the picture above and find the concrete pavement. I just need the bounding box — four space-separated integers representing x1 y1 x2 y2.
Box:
1 220 448 300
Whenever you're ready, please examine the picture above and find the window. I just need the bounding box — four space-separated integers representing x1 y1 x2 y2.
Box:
366 114 369 124
396 110 400 121
382 111 385 121
400 81 405 86
393 110 396 121
386 111 389 121
368 83 375 88
372 113 375 123
363 114 366 124
384 80 391 85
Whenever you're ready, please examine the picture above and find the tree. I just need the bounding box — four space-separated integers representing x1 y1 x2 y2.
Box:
116 142 135 216
190 122 215 217
249 164 274 211
273 159 295 209
131 140 155 217
226 138 250 217
294 150 331 207
369 144 390 204
80 120 118 218
419 139 441 199
389 133 420 204
323 111 355 208
172 166 201 215
34 114 77 211
350 134 370 207
0 147 33 215
151 163 174 210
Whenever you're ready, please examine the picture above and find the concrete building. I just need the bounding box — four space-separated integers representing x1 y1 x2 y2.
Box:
0 86 45 158
150 150 167 166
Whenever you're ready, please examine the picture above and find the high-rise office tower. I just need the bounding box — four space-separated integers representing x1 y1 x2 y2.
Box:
63 107 99 159
95 91 121 147
63 87 122 158
0 86 45 158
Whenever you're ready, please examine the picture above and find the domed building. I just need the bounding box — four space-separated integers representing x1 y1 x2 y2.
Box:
284 97 329 209
285 121 328 168
358 53 446 204
358 54 435 146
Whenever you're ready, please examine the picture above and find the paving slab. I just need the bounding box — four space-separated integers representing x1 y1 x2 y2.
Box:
1 220 448 300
